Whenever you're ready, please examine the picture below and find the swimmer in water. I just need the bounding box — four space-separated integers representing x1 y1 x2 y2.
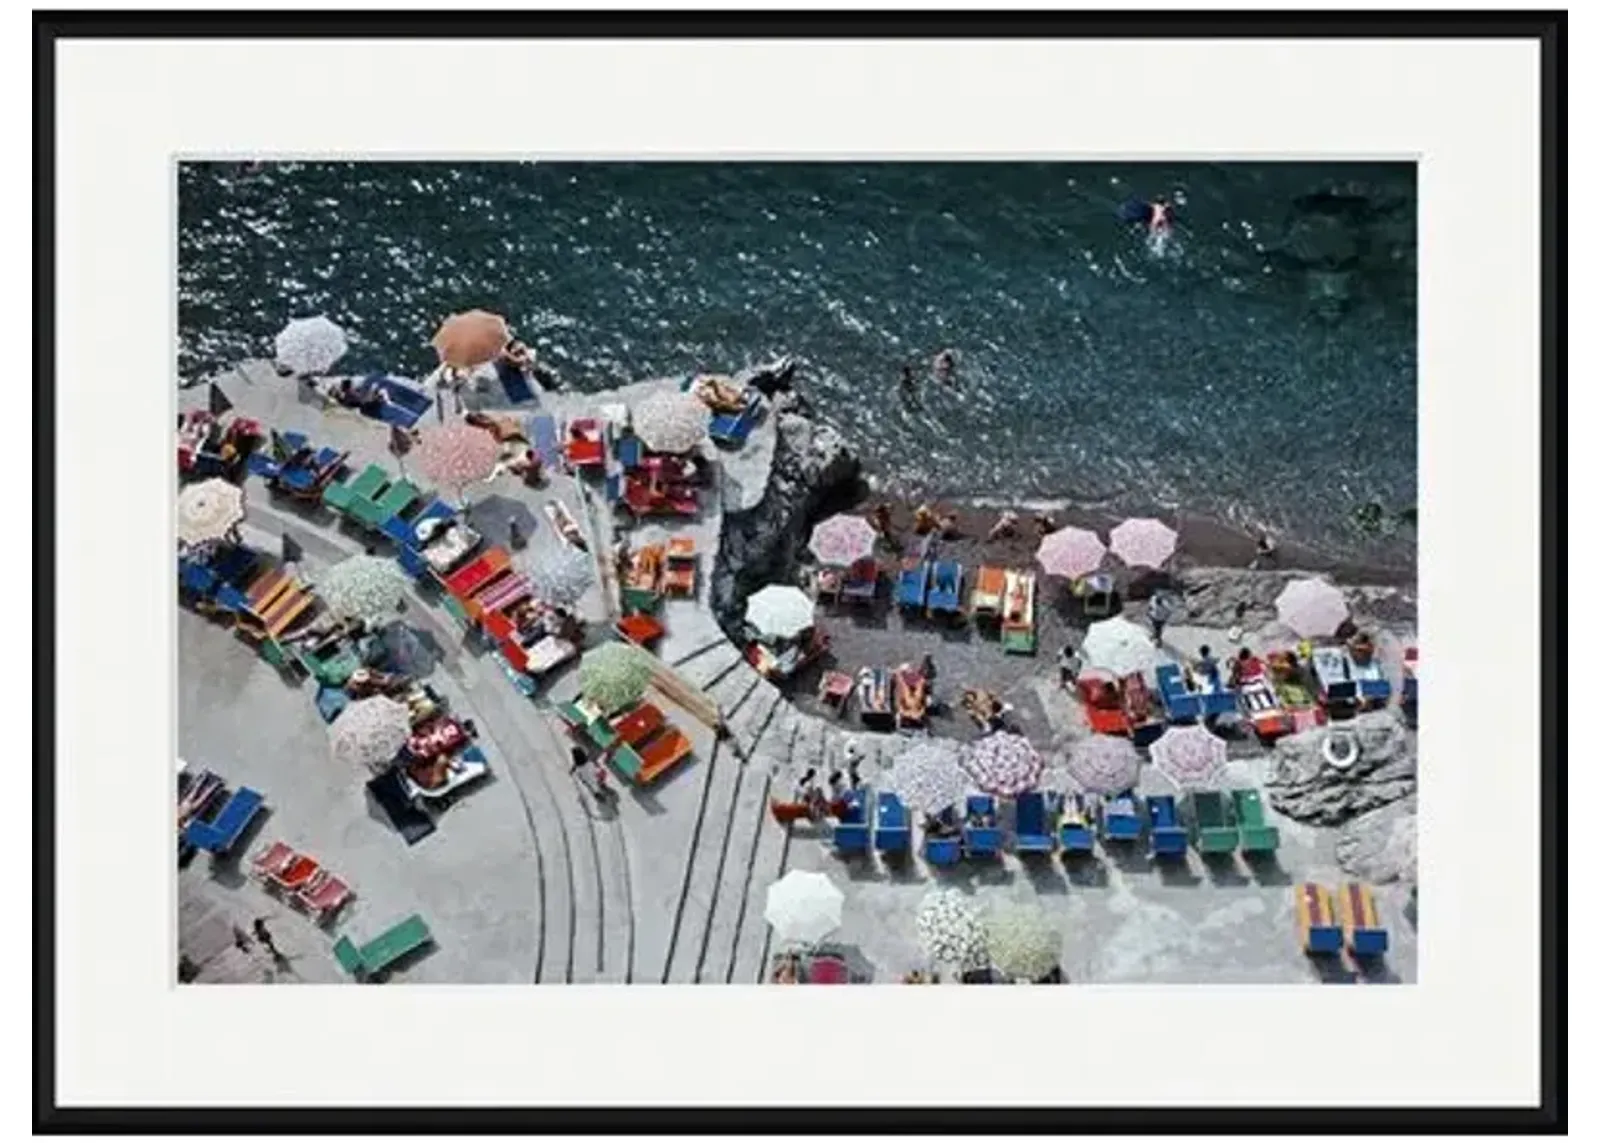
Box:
932 348 958 385
1148 195 1173 237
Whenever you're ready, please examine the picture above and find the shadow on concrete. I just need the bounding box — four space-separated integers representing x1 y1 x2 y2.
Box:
1242 853 1294 886
1022 856 1069 894
468 494 541 552
1201 853 1251 887
1062 854 1110 888
1155 856 1203 887
370 939 441 983
1354 956 1400 984
203 808 275 890
1308 954 1359 984
1106 842 1152 875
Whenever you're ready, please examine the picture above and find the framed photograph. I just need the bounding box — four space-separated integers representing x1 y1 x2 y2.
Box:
37 9 1565 1133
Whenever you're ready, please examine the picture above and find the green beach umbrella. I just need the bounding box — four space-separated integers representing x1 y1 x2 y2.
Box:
578 641 654 714
314 554 407 623
983 901 1062 981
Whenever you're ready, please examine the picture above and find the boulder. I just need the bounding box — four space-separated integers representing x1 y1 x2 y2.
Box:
1264 708 1415 825
710 408 860 631
1334 796 1417 884
734 355 799 397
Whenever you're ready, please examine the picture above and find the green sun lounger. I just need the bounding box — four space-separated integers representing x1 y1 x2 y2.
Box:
1188 790 1239 855
1231 787 1281 855
351 476 422 530
332 913 432 981
323 464 390 514
294 640 362 687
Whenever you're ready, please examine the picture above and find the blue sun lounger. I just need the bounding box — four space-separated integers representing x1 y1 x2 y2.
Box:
1012 791 1055 855
874 791 911 854
832 789 871 855
367 375 432 428
615 434 643 470
528 413 562 470
1146 794 1189 858
928 561 964 616
964 795 1003 858
1156 663 1204 721
896 561 930 610
179 557 218 600
315 684 350 723
181 786 265 855
1058 793 1097 854
1102 791 1144 843
496 360 536 404
923 832 962 866
710 392 762 447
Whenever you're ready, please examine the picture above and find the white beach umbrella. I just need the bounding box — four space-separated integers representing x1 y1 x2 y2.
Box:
961 732 1045 797
808 514 879 567
882 740 971 814
763 870 845 947
523 545 595 608
744 585 815 641
984 901 1063 981
414 423 501 498
1064 734 1142 796
1081 615 1160 678
274 315 349 376
1275 578 1350 638
329 695 411 771
1109 517 1179 569
176 478 245 549
916 890 989 971
632 390 711 454
314 554 407 623
1150 724 1229 790
1036 526 1107 580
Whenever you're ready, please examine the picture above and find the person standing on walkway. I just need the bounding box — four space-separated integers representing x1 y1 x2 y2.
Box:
569 745 589 774
1148 592 1174 645
1058 644 1082 689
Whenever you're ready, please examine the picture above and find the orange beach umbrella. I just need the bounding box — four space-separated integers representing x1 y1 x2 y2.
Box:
431 309 510 370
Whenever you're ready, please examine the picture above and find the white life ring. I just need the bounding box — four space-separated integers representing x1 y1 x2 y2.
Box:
1322 731 1360 771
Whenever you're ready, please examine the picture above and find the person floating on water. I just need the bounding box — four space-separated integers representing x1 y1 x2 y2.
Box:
932 348 958 386
1148 195 1173 239
898 363 919 404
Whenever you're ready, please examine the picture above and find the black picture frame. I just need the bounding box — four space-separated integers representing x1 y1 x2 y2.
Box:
34 8 1566 1135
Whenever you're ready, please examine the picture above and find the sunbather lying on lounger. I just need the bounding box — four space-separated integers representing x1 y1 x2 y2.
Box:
987 510 1019 542
347 666 410 698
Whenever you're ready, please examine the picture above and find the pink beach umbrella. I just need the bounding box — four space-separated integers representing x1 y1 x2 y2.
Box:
1036 526 1107 580
808 514 879 567
1149 724 1229 790
1063 734 1142 796
1275 577 1350 639
960 732 1045 797
1109 517 1179 569
413 422 501 498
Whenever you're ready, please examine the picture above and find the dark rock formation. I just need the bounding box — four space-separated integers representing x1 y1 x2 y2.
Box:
1265 708 1415 826
1334 795 1418 884
1175 566 1415 629
710 400 861 631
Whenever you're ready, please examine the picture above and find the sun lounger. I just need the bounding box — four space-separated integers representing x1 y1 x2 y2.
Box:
269 854 322 894
1346 656 1391 707
614 434 643 470
365 376 432 428
444 547 511 600
923 829 962 866
565 417 607 469
332 913 433 980
1078 673 1133 736
181 786 265 854
520 635 578 676
1311 646 1360 706
893 663 928 728
1230 788 1280 855
527 413 561 471
402 744 491 801
1101 791 1144 843
364 769 437 846
840 559 879 606
1187 790 1239 855
1296 882 1343 955
814 565 842 605
322 463 389 514
896 560 930 610
623 544 665 613
1146 794 1188 857
496 359 536 404
296 871 353 924
275 446 348 499
805 953 849 984
832 789 871 854
616 612 665 647
354 476 422 532
1337 882 1389 958
1012 791 1055 854
818 670 853 716
1401 646 1418 724
544 500 587 550
856 666 894 729
1238 679 1295 741
1079 572 1117 619
294 640 362 687
1000 571 1037 654
179 557 218 600
663 537 697 597
970 565 1006 621
964 795 1003 858
315 684 350 723
635 726 693 785
874 791 910 853
249 840 297 882
384 495 453 545
1155 663 1203 722
709 391 762 447
1058 793 1097 854
472 570 532 621
927 560 964 616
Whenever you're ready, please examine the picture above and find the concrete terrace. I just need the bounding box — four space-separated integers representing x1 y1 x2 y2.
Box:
178 362 1416 984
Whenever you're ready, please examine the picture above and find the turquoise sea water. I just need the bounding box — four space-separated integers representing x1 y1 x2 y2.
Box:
177 161 1416 559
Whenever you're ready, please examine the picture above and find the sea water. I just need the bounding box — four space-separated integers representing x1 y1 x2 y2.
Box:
177 160 1417 560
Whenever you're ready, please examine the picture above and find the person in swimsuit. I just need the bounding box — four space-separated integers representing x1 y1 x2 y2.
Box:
1148 196 1173 237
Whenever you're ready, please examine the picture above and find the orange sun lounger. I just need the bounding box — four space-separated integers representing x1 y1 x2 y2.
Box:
1337 881 1389 958
635 727 693 785
971 565 1007 619
1296 882 1342 955
445 547 512 599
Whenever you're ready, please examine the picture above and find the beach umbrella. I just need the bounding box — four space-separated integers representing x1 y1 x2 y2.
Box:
1036 526 1107 580
176 478 245 549
523 545 595 608
1150 724 1229 790
883 740 970 813
314 554 407 623
1064 734 1142 795
744 585 815 641
1082 615 1160 678
916 890 989 971
578 642 654 714
984 902 1063 981
274 315 348 376
632 390 711 454
1275 577 1350 638
431 309 510 370
1109 517 1179 569
329 695 411 771
808 514 879 567
961 732 1045 797
207 382 235 416
763 870 845 947
414 422 501 497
